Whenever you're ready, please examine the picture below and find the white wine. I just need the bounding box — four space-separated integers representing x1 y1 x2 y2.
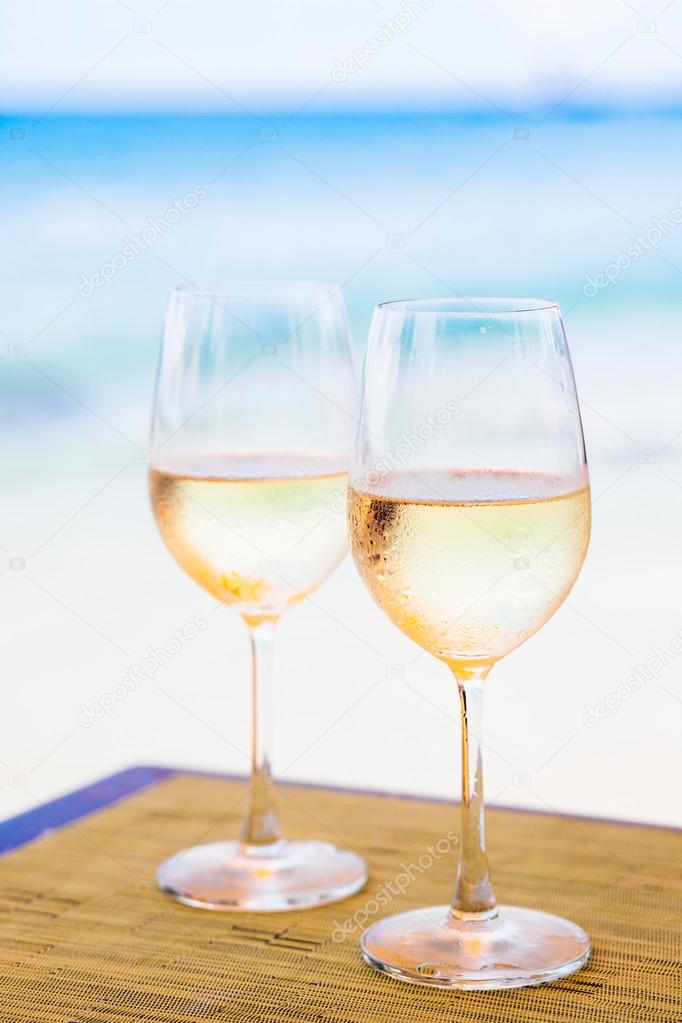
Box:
151 452 347 622
349 470 590 670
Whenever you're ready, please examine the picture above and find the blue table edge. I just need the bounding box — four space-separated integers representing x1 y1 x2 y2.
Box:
0 765 177 855
0 764 675 857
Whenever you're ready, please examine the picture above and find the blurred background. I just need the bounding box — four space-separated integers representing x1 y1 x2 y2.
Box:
2 0 681 827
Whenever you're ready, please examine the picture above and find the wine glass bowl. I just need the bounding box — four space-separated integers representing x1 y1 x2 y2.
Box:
150 451 348 623
349 469 590 672
149 282 367 910
348 297 591 987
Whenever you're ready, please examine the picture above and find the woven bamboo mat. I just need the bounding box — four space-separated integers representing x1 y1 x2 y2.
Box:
0 772 679 1023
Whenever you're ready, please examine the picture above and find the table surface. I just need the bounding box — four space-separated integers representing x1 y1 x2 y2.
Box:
0 766 679 1023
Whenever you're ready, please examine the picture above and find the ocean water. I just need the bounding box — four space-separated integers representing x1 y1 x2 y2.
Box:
1 112 681 826
2 111 682 451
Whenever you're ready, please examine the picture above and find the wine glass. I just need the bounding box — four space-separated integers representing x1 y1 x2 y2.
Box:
150 281 367 911
348 297 591 988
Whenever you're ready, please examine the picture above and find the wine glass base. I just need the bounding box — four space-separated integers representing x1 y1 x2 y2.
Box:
361 904 590 990
157 839 368 912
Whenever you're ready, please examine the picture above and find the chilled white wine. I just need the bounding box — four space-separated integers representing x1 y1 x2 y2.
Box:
151 451 347 621
349 469 590 670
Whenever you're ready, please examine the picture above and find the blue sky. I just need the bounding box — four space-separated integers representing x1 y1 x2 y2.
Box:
3 0 682 113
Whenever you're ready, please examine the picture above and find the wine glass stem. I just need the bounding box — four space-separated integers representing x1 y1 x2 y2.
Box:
450 668 497 920
239 618 284 851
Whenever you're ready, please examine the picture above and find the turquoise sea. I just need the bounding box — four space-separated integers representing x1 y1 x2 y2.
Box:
3 111 682 457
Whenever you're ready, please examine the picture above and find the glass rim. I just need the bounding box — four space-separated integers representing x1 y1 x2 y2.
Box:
171 280 340 299
375 296 560 316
